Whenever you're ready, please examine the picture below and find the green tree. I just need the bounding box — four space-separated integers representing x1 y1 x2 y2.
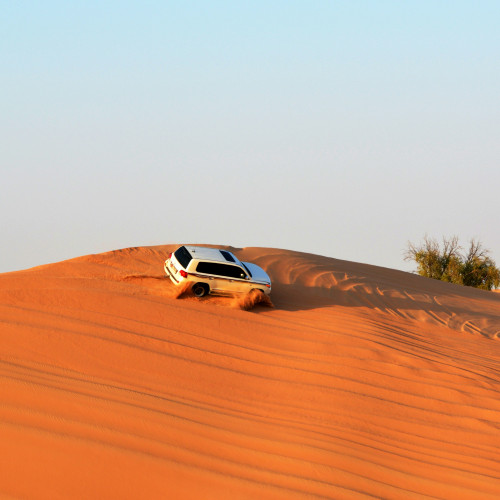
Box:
460 239 500 290
405 236 500 290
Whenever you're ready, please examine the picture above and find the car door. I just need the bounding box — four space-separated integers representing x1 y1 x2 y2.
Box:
223 264 250 294
211 263 249 294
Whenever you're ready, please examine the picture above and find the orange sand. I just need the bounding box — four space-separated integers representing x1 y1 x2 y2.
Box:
1 245 499 499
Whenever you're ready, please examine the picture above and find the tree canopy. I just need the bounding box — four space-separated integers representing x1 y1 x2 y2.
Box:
405 236 500 290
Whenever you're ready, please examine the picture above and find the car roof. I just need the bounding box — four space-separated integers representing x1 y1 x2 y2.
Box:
184 246 241 265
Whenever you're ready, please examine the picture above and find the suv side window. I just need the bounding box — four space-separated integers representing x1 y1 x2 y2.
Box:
196 262 247 279
224 265 247 279
196 262 217 275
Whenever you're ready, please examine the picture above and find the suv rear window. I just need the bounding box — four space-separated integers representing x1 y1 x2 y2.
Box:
196 262 247 279
174 246 192 269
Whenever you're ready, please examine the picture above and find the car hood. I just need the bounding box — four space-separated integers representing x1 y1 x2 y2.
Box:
243 262 271 284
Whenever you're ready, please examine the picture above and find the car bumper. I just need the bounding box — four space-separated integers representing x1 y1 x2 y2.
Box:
164 260 180 284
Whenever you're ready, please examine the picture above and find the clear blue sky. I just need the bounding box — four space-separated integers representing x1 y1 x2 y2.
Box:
2 1 499 273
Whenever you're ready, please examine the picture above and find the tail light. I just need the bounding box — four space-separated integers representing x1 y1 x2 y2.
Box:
168 253 172 259
180 270 188 278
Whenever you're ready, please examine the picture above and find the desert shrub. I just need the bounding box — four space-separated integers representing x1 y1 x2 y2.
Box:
405 236 500 290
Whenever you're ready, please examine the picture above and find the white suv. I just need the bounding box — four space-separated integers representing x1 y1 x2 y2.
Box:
164 245 272 298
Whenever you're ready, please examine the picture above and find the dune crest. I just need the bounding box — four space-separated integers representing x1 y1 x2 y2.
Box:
1 244 500 499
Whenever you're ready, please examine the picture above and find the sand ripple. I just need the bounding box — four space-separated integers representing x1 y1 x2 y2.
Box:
1 245 499 499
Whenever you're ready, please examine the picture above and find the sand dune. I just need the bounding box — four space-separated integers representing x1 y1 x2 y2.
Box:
1 244 499 499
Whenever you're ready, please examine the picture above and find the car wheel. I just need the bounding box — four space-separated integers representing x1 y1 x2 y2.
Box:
192 283 209 298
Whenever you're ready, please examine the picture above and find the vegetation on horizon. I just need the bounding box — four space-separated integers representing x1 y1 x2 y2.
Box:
405 236 500 290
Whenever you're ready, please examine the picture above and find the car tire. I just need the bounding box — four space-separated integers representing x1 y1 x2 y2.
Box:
192 283 209 298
